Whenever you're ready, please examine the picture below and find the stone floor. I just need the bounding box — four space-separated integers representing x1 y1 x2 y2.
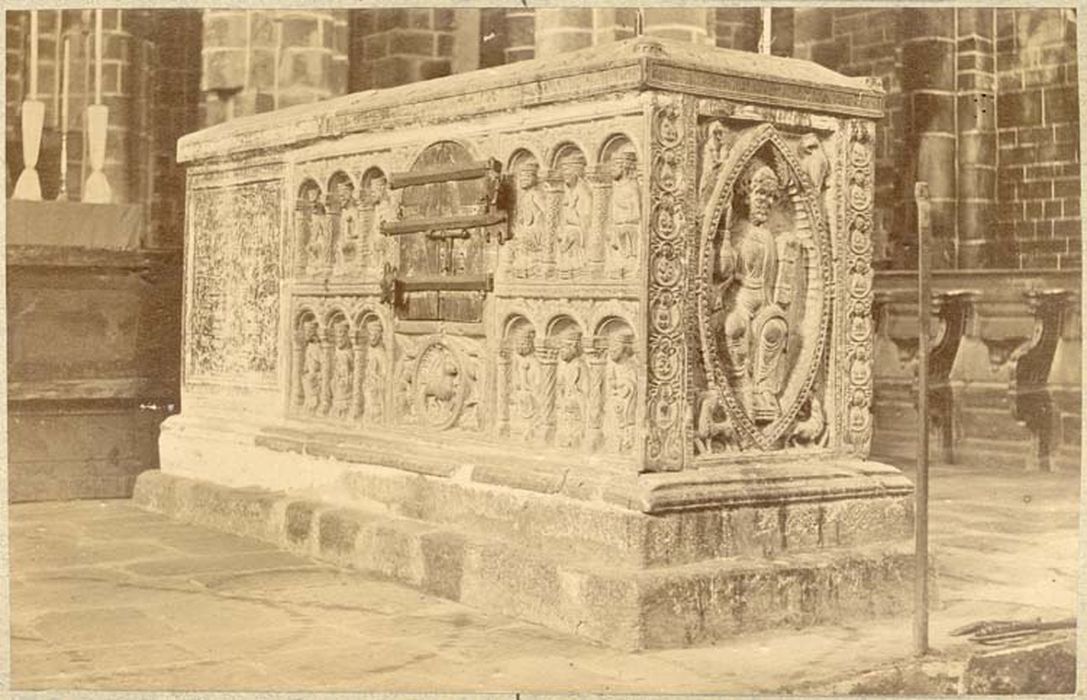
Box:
7 465 1080 693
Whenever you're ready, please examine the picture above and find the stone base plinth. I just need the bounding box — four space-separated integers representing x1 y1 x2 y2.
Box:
137 416 918 650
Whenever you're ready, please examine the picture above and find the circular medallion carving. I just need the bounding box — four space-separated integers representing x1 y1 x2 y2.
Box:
413 342 466 430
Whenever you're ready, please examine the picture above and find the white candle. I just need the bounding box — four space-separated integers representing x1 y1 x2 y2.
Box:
29 10 39 97
53 10 62 125
61 36 70 131
94 9 102 105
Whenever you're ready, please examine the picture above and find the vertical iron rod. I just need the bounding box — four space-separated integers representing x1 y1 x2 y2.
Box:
914 181 932 656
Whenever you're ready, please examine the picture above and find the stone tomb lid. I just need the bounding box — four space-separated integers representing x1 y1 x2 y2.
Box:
178 37 884 164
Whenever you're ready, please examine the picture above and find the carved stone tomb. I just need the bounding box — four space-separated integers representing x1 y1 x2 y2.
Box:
153 38 914 650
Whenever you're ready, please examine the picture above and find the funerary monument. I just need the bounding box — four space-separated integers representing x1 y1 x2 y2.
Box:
136 37 915 649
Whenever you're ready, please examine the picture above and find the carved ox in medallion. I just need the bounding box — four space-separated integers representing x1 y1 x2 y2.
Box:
697 124 832 452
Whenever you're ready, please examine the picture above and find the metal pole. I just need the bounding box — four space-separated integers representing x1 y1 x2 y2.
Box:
914 181 932 656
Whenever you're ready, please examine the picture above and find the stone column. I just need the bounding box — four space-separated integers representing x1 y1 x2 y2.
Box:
202 10 348 127
592 9 637 45
537 347 559 445
348 9 456 91
588 170 609 269
901 8 957 269
586 339 607 452
351 328 366 421
534 9 593 58
150 10 203 248
714 8 760 51
496 347 511 437
325 191 340 270
503 9 535 63
955 9 997 269
291 327 305 411
318 326 333 416
641 8 714 45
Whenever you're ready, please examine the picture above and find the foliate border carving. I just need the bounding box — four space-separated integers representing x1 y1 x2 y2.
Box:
644 94 694 472
842 120 876 456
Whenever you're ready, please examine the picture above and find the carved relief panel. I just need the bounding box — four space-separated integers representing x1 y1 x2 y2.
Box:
694 120 835 456
188 179 281 384
496 300 640 456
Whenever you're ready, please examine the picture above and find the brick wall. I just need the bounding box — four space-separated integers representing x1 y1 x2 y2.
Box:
204 10 348 125
795 8 904 262
996 8 1080 270
349 9 455 91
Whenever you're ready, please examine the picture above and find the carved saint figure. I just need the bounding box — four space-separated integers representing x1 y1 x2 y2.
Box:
361 319 386 423
329 320 354 418
603 331 637 453
335 180 358 267
509 329 540 442
368 175 398 273
300 320 323 414
511 161 546 278
556 152 592 277
304 188 329 276
712 158 798 424
555 330 589 448
606 152 641 277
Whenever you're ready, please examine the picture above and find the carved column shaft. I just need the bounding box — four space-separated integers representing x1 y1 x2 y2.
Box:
543 179 561 267
496 347 512 437
294 203 311 276
588 174 609 267
291 330 306 410
537 347 559 445
586 343 607 451
318 327 334 415
352 331 367 420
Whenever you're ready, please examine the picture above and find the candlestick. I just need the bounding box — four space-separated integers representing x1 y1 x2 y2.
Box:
53 10 62 126
13 99 44 200
29 11 39 97
94 9 102 105
57 35 71 200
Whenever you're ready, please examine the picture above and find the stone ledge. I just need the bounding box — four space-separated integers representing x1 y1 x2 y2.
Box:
159 419 915 568
178 37 882 164
133 470 916 650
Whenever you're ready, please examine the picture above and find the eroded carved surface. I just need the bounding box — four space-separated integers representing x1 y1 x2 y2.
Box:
189 180 281 383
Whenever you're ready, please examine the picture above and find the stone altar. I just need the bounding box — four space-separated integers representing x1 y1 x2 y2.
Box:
139 38 915 649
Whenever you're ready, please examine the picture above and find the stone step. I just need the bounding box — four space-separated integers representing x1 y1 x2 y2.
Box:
134 470 917 650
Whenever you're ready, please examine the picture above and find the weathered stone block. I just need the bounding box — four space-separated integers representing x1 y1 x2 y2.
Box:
960 635 1076 694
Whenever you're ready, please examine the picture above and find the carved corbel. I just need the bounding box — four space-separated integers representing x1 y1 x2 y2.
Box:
1009 289 1075 471
927 290 975 463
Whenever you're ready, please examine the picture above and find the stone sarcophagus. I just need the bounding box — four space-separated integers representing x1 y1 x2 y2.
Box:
154 38 914 649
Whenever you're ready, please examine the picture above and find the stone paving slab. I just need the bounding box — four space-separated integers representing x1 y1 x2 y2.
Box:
8 466 1079 693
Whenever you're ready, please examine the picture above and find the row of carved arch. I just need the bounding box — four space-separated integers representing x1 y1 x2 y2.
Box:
289 308 390 423
498 312 639 455
293 131 643 208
